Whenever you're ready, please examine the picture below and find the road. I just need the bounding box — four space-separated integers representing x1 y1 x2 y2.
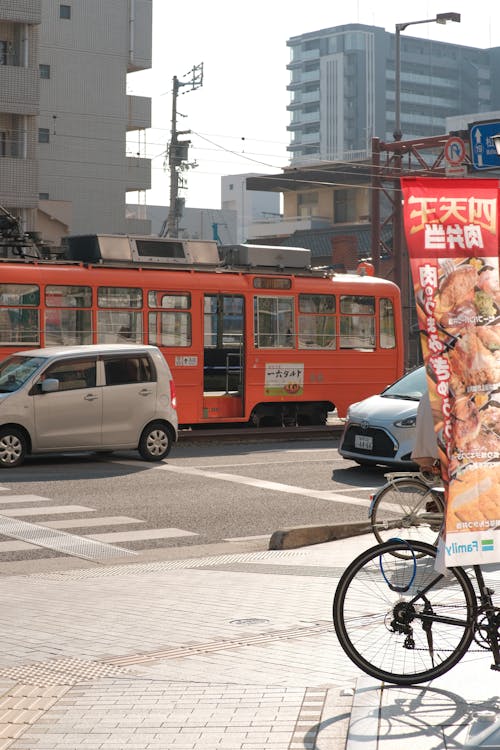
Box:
0 436 391 575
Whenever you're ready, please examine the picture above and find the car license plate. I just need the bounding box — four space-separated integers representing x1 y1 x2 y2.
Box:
355 434 373 451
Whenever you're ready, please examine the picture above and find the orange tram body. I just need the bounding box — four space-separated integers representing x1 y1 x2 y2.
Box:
0 236 403 427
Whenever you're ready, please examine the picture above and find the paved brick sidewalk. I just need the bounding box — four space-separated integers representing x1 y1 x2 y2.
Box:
1 537 370 750
4 534 497 749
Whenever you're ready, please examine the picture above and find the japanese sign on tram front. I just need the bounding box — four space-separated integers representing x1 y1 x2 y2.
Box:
265 363 304 396
401 177 500 566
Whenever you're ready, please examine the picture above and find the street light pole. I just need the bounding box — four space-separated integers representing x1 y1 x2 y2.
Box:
393 13 460 142
392 12 460 369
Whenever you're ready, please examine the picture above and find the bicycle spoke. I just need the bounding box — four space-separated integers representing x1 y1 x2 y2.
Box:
333 540 475 684
370 479 444 553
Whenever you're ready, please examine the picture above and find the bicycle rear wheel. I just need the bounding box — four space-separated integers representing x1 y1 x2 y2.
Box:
370 479 444 553
333 540 476 685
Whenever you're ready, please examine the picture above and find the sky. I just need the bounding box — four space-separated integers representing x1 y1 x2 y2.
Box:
126 0 500 211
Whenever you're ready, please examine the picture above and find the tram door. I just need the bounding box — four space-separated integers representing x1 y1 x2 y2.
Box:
203 294 244 419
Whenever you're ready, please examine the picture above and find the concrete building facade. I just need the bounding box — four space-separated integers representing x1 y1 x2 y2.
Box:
0 0 152 241
221 173 281 243
287 23 500 166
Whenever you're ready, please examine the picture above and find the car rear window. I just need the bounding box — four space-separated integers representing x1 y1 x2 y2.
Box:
103 355 155 386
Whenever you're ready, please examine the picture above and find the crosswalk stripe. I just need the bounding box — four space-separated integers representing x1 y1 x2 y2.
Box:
0 505 95 517
0 495 54 505
0 540 39 552
88 528 197 543
0 528 198 553
43 516 145 529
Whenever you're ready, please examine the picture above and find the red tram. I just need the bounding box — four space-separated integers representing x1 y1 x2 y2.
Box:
0 236 403 426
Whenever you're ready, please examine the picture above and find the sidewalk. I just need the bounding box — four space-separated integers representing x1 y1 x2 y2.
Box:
2 532 499 750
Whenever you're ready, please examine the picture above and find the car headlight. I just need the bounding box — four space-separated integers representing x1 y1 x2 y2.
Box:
393 416 417 428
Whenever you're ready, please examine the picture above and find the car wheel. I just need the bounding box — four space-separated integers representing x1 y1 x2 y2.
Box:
138 422 172 461
0 427 27 468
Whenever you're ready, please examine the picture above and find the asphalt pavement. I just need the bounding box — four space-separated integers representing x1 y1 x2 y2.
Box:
3 529 500 749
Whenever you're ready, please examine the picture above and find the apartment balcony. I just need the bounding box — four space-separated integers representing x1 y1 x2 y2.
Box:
0 66 39 114
127 0 152 73
288 112 320 131
1 0 41 24
126 95 151 131
126 156 151 191
0 157 38 207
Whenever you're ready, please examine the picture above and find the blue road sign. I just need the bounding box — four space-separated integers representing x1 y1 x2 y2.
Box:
469 120 500 170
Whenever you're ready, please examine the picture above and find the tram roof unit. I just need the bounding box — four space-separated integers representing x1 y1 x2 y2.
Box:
63 234 321 276
0 234 393 286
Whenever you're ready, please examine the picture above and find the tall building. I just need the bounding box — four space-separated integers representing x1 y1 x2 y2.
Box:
0 0 152 242
287 23 500 166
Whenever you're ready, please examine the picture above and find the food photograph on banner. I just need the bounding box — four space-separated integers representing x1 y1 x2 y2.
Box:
401 177 500 566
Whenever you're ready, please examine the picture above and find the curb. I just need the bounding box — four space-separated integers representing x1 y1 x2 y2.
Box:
268 521 372 550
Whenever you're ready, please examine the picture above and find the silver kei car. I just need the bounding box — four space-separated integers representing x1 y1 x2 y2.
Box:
338 366 427 469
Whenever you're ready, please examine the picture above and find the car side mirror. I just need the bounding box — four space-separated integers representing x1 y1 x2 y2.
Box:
41 378 59 393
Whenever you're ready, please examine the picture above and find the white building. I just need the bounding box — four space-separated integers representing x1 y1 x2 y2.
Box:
1 0 152 243
221 174 281 244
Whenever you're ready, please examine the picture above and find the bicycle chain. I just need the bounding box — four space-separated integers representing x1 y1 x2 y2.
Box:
395 602 499 654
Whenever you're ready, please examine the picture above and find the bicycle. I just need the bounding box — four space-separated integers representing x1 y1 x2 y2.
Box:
333 538 500 685
369 471 445 553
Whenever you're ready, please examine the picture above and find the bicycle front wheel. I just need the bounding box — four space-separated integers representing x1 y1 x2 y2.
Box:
370 479 444 551
333 540 476 685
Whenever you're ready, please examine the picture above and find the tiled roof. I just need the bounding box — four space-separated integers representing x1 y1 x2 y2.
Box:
279 225 392 261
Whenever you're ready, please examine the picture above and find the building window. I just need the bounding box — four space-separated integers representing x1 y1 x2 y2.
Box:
38 128 50 144
60 5 71 19
297 191 319 218
39 193 49 200
0 41 7 65
334 189 356 223
39 64 51 79
0 132 6 157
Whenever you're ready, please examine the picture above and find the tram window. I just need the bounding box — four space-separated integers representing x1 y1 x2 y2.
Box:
148 312 191 347
298 294 336 349
0 284 40 345
254 296 294 348
380 298 396 349
44 310 92 346
148 291 190 309
43 285 93 346
340 295 375 314
45 285 91 307
299 294 335 314
222 297 243 347
0 284 40 306
339 294 376 350
97 311 143 343
98 287 142 308
0 308 39 345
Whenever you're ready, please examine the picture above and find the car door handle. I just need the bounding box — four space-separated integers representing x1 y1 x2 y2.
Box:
84 393 98 401
139 388 152 396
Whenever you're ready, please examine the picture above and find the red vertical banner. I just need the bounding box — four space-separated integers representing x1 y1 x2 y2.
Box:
401 177 500 566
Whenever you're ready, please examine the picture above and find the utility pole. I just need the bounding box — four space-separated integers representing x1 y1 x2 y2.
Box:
164 63 203 238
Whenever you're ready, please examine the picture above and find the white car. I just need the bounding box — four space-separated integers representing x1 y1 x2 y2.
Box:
338 366 427 469
0 344 178 468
